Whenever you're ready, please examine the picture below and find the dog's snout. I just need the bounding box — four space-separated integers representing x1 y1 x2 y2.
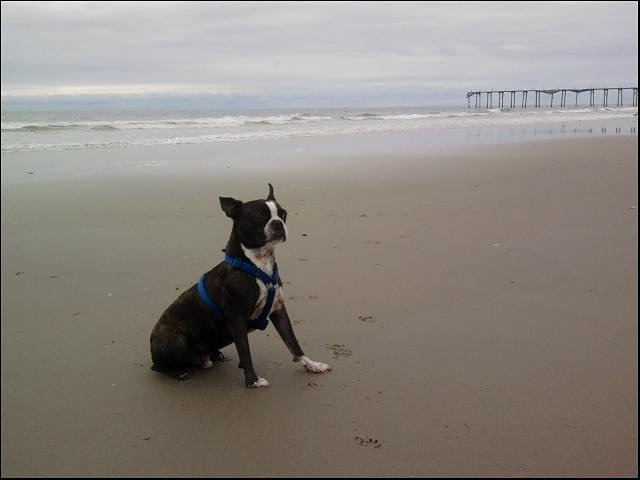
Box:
267 219 287 242
272 219 285 232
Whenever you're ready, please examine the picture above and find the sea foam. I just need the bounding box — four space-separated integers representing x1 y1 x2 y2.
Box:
1 106 636 152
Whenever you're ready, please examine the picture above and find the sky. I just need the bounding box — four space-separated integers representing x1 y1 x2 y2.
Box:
1 1 638 109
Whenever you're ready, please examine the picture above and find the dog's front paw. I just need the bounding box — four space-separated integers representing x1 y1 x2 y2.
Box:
298 356 332 373
248 377 270 388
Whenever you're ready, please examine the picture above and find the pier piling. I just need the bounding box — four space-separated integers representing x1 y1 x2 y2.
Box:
466 86 637 109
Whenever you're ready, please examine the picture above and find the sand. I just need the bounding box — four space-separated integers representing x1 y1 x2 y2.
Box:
1 136 637 477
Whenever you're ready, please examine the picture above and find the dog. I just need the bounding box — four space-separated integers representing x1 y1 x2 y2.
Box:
150 184 331 387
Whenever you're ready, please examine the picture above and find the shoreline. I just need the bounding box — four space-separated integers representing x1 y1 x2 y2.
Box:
2 136 637 476
1 115 637 185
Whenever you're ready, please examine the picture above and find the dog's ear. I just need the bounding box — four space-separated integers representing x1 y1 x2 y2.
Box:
267 183 275 201
219 197 243 219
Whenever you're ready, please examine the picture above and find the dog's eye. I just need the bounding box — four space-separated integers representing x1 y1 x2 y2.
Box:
279 209 287 222
254 210 269 221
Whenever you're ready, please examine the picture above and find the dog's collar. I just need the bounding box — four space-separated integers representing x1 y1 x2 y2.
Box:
224 254 280 288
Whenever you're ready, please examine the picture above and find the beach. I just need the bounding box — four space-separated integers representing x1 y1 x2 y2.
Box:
1 135 637 476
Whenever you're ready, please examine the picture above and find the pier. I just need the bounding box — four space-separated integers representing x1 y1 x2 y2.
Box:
466 87 638 109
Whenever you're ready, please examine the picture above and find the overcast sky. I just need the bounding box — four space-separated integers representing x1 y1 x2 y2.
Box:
1 1 637 109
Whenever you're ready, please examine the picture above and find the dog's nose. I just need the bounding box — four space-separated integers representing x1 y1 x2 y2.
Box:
271 219 285 232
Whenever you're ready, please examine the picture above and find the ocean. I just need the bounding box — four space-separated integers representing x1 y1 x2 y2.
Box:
2 105 637 153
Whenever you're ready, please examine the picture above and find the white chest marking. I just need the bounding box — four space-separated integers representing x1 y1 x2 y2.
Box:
249 282 283 319
241 243 283 320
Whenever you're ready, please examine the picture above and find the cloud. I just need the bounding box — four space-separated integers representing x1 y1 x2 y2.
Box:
1 1 637 107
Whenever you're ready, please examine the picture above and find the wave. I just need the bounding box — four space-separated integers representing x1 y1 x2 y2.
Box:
2 122 119 132
1 123 83 132
8 107 629 133
342 111 491 121
341 112 381 120
2 106 636 152
89 125 120 131
342 113 440 121
230 113 332 126
1 113 334 132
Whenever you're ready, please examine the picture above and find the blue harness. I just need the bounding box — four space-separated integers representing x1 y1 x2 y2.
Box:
197 254 281 330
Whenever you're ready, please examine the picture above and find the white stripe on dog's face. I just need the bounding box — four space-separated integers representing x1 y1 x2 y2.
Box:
266 201 280 223
265 200 288 242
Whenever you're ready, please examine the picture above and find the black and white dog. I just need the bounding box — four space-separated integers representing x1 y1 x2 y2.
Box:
150 184 331 387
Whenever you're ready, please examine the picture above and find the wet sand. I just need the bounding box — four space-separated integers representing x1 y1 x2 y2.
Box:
1 136 637 476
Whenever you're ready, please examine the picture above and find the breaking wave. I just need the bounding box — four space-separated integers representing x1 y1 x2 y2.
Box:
2 106 636 152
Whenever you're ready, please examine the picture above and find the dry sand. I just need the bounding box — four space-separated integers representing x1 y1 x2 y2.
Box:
1 136 637 477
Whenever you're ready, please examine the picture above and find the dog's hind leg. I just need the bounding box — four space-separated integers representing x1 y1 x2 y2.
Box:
210 329 234 364
150 329 194 380
150 363 191 381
